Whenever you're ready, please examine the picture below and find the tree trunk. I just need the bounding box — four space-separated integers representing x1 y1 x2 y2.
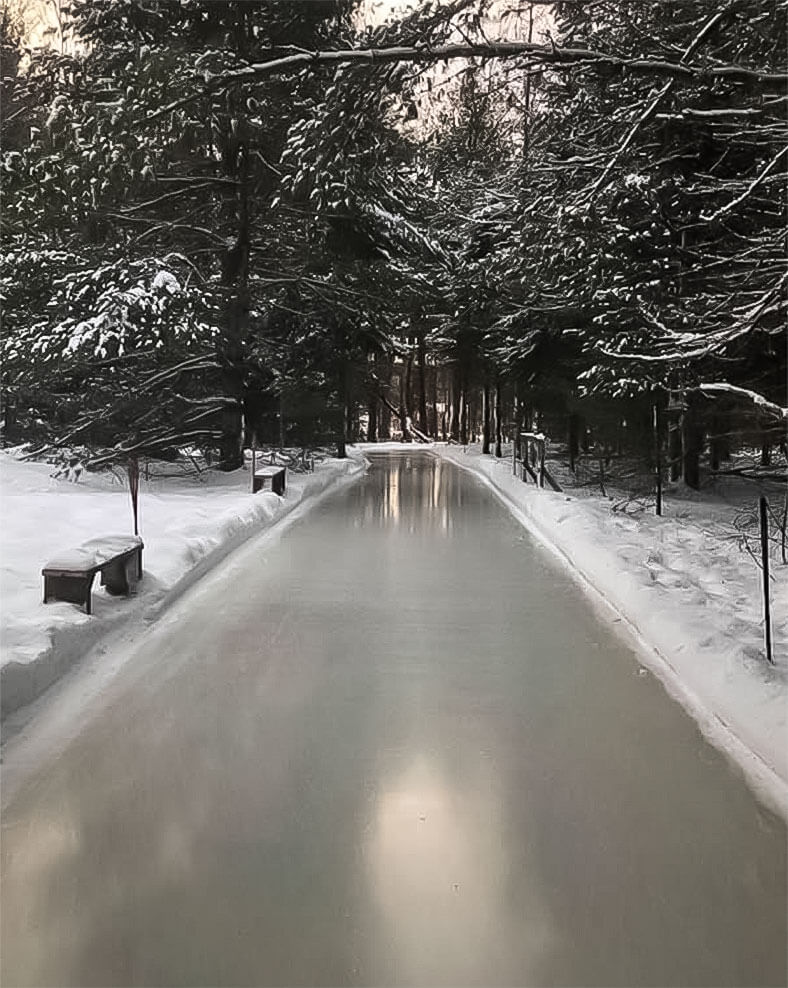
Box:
459 381 469 446
668 417 682 482
218 295 246 471
278 393 285 450
482 382 491 454
430 364 439 439
400 358 412 441
449 365 460 442
709 414 729 471
218 130 250 472
336 360 349 459
367 393 378 443
350 403 361 443
761 442 772 467
494 378 503 458
681 402 702 489
568 412 581 473
379 359 392 440
405 355 414 438
417 331 428 435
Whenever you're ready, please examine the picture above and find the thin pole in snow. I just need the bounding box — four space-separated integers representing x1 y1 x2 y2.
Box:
251 439 257 493
760 495 774 664
653 403 663 517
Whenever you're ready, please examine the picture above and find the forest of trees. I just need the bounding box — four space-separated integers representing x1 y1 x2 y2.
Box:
1 0 786 488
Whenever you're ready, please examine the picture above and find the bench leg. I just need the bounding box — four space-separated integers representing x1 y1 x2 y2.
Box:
43 573 96 614
101 551 142 596
102 558 130 595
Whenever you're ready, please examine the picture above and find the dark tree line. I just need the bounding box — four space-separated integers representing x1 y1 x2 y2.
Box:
1 0 785 487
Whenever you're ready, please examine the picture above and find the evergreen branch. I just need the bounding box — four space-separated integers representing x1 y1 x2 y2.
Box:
121 182 217 214
701 146 788 223
583 6 740 202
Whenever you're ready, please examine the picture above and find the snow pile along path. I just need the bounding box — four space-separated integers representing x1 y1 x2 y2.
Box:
0 451 366 717
436 444 788 813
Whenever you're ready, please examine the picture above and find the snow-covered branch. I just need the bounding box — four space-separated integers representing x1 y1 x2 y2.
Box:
697 383 788 423
701 146 788 223
147 40 788 122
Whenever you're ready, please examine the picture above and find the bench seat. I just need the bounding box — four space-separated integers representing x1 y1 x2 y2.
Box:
253 466 286 496
43 535 143 614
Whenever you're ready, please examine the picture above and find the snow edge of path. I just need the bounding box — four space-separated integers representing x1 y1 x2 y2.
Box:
433 448 788 821
1 454 367 724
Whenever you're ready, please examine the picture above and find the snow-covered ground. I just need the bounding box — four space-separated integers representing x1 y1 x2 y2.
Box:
429 442 787 816
0 449 366 717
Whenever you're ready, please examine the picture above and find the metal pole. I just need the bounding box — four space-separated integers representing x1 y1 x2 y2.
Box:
760 495 774 664
653 403 663 517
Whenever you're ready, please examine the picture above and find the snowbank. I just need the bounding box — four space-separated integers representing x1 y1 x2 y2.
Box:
434 444 788 815
0 450 366 717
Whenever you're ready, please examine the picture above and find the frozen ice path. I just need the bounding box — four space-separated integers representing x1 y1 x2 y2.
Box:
1 454 786 986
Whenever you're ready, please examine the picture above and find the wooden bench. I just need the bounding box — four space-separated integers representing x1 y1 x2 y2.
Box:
253 465 286 496
42 535 144 615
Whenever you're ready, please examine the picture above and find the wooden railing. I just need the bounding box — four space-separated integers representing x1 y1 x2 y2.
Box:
513 432 562 492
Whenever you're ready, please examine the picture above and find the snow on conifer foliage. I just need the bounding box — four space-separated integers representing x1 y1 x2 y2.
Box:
504 0 788 402
4 256 210 368
1 249 222 461
1 0 786 474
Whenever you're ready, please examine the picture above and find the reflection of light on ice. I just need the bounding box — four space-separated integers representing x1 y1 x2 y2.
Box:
4 812 80 885
2 810 83 982
384 467 400 522
431 462 441 509
364 756 554 983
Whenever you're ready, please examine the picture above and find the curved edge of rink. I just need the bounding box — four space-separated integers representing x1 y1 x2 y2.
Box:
436 449 788 822
0 459 369 813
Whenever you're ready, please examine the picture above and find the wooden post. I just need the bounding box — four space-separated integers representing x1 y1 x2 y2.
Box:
128 457 140 536
538 439 545 488
760 496 774 664
653 403 663 517
251 441 257 493
512 432 518 475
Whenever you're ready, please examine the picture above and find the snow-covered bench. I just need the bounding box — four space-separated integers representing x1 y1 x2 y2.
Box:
253 465 286 496
42 535 144 615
